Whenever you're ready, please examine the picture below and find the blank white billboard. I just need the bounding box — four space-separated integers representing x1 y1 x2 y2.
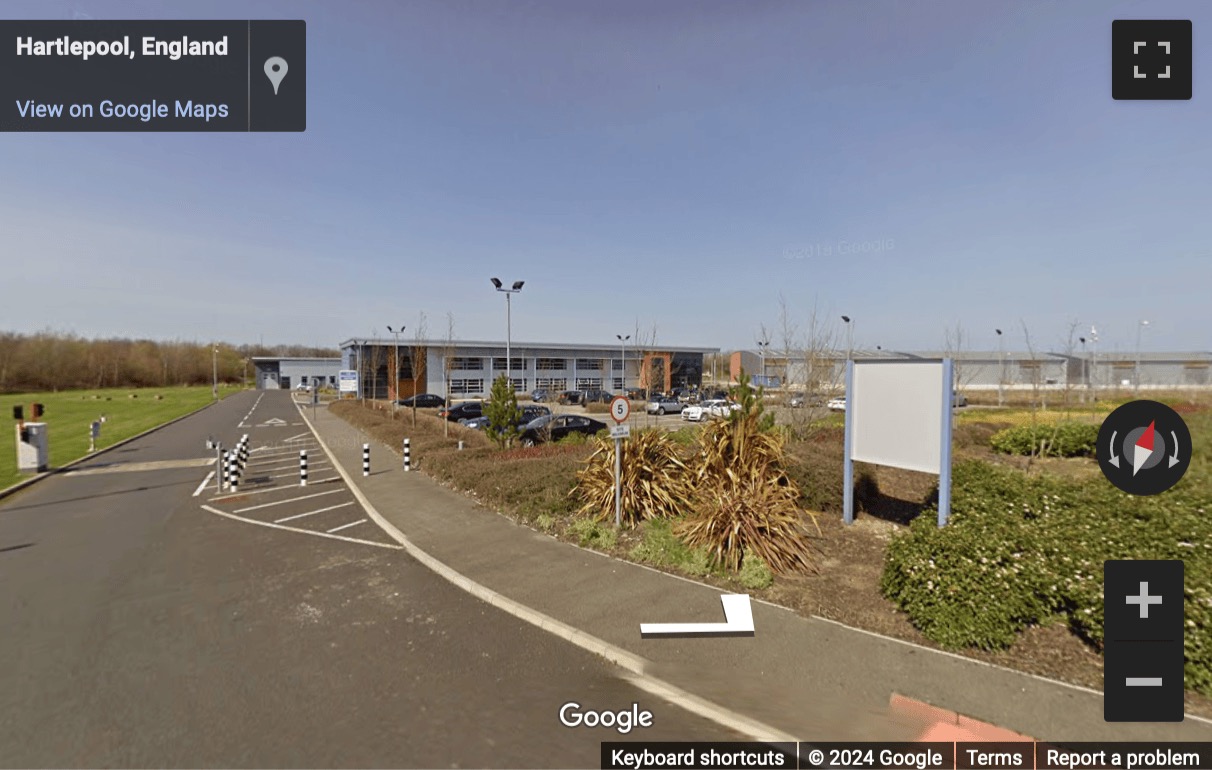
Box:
851 361 945 474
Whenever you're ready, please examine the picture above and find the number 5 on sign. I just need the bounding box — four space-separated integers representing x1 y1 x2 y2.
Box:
610 395 630 424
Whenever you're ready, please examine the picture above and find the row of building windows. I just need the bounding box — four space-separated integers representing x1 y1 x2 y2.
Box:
448 377 628 395
449 356 629 372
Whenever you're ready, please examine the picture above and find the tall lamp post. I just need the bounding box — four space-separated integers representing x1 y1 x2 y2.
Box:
387 325 405 414
841 316 853 361
1135 319 1149 395
616 334 630 393
490 278 525 392
1089 326 1099 400
1079 336 1087 403
757 340 770 386
995 328 1004 407
212 345 218 401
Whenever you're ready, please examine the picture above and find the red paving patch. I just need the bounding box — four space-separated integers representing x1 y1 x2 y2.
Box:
889 693 1035 741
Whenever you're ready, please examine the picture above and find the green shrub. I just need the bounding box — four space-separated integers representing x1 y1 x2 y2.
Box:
989 421 1098 457
738 553 774 589
485 375 522 449
629 517 718 577
881 457 1212 694
568 517 617 550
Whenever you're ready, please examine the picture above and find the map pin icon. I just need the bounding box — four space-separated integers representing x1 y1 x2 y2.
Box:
264 57 288 95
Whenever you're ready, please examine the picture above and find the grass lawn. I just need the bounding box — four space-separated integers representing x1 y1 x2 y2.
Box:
0 385 242 491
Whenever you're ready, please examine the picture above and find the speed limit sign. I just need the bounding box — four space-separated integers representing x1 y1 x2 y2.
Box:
609 395 630 424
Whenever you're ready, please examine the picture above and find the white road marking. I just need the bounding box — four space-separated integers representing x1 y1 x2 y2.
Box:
233 489 343 513
192 471 216 497
65 458 215 476
327 519 367 533
275 501 356 523
207 477 340 502
283 432 311 442
201 505 402 550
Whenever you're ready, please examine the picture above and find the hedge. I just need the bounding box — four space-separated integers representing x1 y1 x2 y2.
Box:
989 421 1099 457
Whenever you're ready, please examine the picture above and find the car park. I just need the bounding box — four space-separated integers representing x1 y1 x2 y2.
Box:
518 414 608 446
439 401 483 421
461 404 551 430
581 389 614 404
557 390 584 405
645 395 683 415
395 393 446 408
531 388 550 402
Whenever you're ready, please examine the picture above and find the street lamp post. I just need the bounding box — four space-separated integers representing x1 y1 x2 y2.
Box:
1135 319 1149 395
490 278 525 392
995 329 1004 407
387 325 405 415
1079 336 1087 403
1090 326 1099 400
841 316 853 361
212 345 218 401
617 334 630 393
757 340 770 385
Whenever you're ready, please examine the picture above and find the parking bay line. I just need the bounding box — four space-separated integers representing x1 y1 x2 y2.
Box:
201 505 403 551
327 519 367 534
275 501 356 524
192 471 216 497
208 478 340 502
233 489 344 513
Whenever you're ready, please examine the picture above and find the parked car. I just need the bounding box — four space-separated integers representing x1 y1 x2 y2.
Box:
460 405 552 431
531 388 550 403
704 399 742 418
625 387 650 400
295 381 311 391
395 393 446 408
518 414 608 447
670 387 695 403
557 390 584 405
953 392 968 408
681 403 710 422
787 392 806 408
827 396 847 411
439 401 483 422
581 389 614 404
645 396 683 415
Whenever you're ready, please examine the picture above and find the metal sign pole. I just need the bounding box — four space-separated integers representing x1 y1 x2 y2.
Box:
842 359 855 525
614 437 622 528
215 443 223 492
938 358 955 527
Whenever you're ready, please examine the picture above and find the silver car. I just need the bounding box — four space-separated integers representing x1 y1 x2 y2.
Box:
645 396 683 415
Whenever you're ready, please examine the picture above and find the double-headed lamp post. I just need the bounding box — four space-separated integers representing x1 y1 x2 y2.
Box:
1079 336 1087 400
995 328 1004 407
490 278 525 391
387 325 405 411
617 334 630 392
212 345 218 401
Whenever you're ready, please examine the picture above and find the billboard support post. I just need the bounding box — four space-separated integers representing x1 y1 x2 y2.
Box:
842 359 855 525
938 358 954 527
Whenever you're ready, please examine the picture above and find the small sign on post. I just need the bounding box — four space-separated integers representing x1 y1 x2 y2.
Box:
608 396 631 529
90 420 101 452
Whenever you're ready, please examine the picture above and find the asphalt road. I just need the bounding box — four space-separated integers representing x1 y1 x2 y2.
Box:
0 390 734 768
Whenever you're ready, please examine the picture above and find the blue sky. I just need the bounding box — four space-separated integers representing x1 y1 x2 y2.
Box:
3 0 1210 354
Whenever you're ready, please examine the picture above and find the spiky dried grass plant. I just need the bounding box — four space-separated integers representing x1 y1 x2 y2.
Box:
573 429 694 527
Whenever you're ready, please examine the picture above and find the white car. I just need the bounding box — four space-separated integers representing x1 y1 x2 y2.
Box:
681 403 709 422
704 399 741 418
827 396 846 411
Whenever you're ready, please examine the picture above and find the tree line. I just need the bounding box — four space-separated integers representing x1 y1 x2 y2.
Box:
0 330 339 393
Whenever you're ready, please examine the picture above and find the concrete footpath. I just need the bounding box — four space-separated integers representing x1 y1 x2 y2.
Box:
303 402 1212 742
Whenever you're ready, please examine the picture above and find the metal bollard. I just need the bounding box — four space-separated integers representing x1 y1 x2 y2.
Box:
403 437 411 471
300 449 308 486
363 443 370 476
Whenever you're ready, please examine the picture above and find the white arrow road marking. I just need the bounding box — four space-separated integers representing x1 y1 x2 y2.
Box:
259 417 287 426
1108 430 1120 468
640 594 755 638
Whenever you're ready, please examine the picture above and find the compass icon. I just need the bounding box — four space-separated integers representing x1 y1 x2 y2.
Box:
1098 400 1191 496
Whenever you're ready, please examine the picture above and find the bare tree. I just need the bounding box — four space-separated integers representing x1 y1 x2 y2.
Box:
412 311 429 427
942 321 978 394
1058 318 1083 410
798 298 841 399
776 293 798 388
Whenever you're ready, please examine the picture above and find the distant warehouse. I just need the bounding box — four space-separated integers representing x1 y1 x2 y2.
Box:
338 338 718 400
253 357 342 390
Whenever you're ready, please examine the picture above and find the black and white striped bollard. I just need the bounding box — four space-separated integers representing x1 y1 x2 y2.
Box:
403 437 411 472
230 457 239 492
221 450 229 489
300 449 308 486
362 443 370 476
